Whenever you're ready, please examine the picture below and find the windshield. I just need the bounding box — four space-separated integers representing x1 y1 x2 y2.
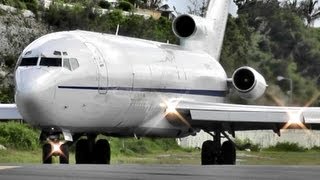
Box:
19 57 38 66
40 57 62 67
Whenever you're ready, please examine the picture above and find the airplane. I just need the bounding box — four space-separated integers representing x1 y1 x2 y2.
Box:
1 0 320 165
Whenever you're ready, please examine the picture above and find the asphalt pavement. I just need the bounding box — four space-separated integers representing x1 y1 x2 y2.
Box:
0 164 319 180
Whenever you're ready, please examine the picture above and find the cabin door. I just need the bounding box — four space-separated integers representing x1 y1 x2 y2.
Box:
85 42 108 94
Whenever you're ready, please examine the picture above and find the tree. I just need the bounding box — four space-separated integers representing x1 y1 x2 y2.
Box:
187 0 208 17
118 1 134 11
299 0 320 27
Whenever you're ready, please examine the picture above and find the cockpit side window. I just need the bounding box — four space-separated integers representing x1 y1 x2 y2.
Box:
19 57 38 66
70 58 79 70
40 57 62 67
63 58 71 70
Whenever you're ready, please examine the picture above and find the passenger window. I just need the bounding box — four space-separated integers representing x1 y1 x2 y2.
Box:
40 57 62 67
70 58 79 70
63 58 71 70
19 57 38 66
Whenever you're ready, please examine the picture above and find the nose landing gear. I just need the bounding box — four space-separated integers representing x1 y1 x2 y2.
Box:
41 131 111 164
42 139 69 164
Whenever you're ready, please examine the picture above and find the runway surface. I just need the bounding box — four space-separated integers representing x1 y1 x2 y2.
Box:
0 164 320 180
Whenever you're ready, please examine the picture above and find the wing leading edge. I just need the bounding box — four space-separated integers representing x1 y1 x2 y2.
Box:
175 101 320 132
0 104 22 120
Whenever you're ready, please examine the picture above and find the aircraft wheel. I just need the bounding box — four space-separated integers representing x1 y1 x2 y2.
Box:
76 139 92 164
201 140 218 165
221 140 236 165
59 143 69 164
42 143 52 164
94 139 111 164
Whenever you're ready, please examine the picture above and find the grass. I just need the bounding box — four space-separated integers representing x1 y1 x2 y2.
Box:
238 151 320 165
2 149 320 165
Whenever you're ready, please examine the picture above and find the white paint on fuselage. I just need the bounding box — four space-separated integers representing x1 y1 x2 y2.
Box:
15 30 227 138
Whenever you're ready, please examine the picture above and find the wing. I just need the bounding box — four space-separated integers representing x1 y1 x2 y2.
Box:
175 101 320 133
0 104 22 120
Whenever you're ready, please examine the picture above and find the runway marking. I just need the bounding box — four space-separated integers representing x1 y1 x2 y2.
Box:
0 166 20 170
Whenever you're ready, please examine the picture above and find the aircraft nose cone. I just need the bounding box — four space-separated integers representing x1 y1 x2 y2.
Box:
15 67 58 125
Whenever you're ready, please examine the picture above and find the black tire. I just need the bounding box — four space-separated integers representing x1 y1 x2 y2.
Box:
201 140 218 165
94 139 111 164
221 141 236 165
59 143 69 164
76 139 92 164
42 143 52 164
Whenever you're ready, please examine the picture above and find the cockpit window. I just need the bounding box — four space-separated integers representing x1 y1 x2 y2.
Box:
63 58 79 71
70 58 79 70
40 57 62 67
63 58 71 70
19 57 38 66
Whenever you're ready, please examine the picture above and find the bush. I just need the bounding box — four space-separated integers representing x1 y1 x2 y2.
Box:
108 137 182 156
0 122 39 150
309 146 320 151
98 0 111 9
265 142 306 152
117 1 133 11
235 138 261 152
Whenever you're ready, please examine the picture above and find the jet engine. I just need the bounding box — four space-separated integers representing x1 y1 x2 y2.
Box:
172 14 211 39
231 66 267 100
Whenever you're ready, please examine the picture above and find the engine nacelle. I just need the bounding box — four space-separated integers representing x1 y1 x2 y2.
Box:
232 66 267 100
172 14 212 39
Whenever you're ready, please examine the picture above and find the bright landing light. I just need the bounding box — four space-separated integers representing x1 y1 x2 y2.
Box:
160 99 191 128
160 99 180 114
283 110 308 130
49 140 64 156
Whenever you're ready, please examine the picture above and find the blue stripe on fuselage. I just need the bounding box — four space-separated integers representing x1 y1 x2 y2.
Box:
58 86 227 97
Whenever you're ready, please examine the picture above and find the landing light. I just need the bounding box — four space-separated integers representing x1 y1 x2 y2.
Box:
283 110 308 130
160 100 179 114
49 140 64 156
287 111 302 124
161 99 191 128
166 104 177 114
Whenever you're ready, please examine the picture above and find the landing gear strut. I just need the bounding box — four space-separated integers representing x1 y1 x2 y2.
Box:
201 130 236 165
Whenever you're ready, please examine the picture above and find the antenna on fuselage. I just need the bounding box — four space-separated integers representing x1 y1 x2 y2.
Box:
115 24 120 36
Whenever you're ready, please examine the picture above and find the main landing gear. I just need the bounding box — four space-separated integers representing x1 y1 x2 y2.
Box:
75 135 110 164
201 130 236 165
41 132 110 164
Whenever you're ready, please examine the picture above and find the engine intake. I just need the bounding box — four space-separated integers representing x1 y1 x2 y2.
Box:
173 15 196 38
172 14 211 39
232 67 267 100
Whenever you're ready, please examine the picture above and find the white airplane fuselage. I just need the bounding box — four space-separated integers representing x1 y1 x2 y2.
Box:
15 30 228 138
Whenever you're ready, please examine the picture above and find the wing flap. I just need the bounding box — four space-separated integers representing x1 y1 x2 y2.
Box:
175 101 320 131
190 109 288 123
0 104 22 120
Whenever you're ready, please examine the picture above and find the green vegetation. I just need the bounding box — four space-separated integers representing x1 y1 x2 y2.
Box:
222 0 320 105
0 0 39 13
238 151 320 165
235 138 261 152
2 148 320 165
0 122 39 150
42 3 177 43
264 142 307 152
98 0 111 9
117 1 134 11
